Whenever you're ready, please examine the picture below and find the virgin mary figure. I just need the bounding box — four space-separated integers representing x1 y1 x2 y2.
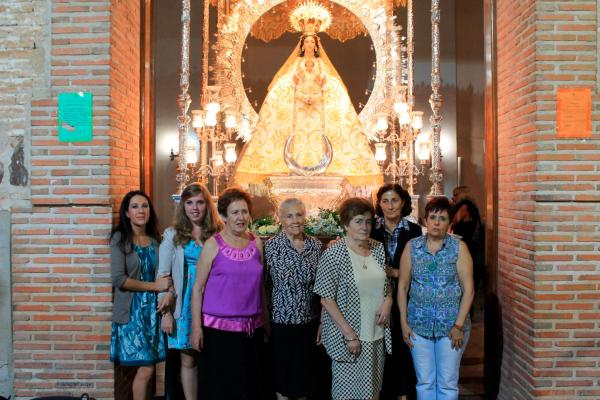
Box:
233 2 382 187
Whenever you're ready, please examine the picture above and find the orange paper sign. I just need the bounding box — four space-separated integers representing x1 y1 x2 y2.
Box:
557 87 591 138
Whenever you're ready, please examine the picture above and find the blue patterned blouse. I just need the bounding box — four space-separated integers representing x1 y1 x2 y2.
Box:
110 244 166 366
167 240 201 349
407 234 470 339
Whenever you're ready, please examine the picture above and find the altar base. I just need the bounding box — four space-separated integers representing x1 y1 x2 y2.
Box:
265 176 346 214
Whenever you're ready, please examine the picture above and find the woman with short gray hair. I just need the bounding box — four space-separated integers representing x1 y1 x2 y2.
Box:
265 198 323 400
315 197 392 400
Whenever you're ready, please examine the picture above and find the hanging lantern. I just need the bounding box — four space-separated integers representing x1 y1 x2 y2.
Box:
192 110 203 129
206 101 220 115
374 142 387 163
224 142 237 164
376 115 388 132
416 134 430 163
399 111 411 126
225 114 237 129
185 142 198 165
411 111 424 130
393 101 409 115
204 112 218 127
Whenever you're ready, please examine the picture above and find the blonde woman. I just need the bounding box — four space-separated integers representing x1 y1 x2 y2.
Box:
157 183 221 400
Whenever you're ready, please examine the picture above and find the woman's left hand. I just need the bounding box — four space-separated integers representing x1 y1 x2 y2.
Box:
161 313 174 335
385 266 399 279
376 298 392 326
156 292 173 314
449 326 465 350
316 321 323 345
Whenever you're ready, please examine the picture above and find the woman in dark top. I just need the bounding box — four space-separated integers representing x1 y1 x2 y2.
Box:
265 198 322 400
450 198 484 289
371 184 422 400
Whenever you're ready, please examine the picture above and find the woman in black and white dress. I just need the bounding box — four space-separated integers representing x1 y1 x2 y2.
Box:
265 198 322 400
314 197 393 400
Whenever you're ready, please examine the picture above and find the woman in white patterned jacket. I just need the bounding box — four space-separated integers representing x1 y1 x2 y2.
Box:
314 197 393 400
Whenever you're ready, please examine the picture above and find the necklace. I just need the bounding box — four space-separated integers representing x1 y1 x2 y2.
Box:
347 239 370 269
361 255 368 269
351 247 369 269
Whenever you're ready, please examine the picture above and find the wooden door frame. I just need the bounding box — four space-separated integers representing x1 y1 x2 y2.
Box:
483 0 501 397
140 0 155 198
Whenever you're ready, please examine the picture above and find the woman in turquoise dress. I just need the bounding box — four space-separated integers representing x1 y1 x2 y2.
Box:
109 190 169 400
157 183 221 400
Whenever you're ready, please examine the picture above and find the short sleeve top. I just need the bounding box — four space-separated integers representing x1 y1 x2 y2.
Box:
407 234 471 338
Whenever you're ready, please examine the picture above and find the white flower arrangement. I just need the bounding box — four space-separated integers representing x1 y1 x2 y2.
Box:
251 208 344 238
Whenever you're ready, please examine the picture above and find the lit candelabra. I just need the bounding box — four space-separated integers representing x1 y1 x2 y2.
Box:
174 0 247 196
374 0 430 194
374 86 428 193
186 85 243 195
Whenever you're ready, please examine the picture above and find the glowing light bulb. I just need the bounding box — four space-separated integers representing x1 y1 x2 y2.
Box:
374 142 387 163
192 111 203 129
204 112 217 127
411 112 423 130
185 142 198 165
206 101 220 114
399 111 411 126
376 115 388 131
393 101 409 115
224 142 237 164
225 114 237 129
416 134 430 162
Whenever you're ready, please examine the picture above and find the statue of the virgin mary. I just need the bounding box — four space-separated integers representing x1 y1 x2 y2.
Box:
233 1 382 187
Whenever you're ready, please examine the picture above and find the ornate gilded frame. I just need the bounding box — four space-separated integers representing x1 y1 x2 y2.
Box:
216 0 390 139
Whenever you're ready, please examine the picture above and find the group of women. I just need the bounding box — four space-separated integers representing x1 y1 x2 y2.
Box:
109 183 474 400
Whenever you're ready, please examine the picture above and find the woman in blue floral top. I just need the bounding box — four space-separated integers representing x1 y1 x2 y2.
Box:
109 190 170 400
398 196 474 400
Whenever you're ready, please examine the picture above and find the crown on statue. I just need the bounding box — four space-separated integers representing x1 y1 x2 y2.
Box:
289 1 332 35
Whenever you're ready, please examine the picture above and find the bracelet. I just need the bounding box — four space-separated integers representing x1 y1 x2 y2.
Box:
344 336 358 342
453 324 464 332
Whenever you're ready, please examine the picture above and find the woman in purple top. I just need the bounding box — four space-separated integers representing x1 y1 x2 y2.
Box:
191 187 269 400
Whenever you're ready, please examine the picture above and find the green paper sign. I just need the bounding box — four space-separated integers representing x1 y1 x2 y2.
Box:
58 92 93 142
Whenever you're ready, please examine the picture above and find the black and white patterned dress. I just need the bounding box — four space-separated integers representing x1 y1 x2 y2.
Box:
314 238 392 400
265 232 322 397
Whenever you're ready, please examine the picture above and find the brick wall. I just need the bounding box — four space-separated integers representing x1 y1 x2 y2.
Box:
9 0 142 398
0 1 51 397
496 0 538 397
109 0 141 203
496 0 600 398
531 0 599 397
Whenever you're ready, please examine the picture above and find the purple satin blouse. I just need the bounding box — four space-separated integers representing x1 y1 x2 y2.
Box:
202 233 263 332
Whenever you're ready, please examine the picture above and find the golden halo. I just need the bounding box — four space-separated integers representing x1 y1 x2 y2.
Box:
289 1 332 34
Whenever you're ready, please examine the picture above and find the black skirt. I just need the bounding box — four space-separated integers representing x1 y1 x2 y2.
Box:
271 320 319 398
381 298 417 399
198 326 266 400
